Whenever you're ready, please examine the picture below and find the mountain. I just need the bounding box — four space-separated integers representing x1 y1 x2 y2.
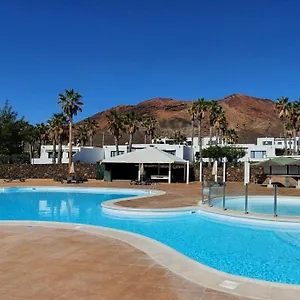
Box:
80 94 282 145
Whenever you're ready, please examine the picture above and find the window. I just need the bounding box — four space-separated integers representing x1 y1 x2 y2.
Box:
47 151 58 159
110 151 125 157
262 141 272 145
250 151 266 159
277 141 282 145
163 150 176 156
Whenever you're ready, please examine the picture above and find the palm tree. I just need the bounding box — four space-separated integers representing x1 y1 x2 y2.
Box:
213 106 226 145
194 98 208 161
48 113 65 164
224 128 238 144
141 116 158 144
55 113 68 164
75 124 88 146
173 130 187 144
288 101 300 155
58 89 83 171
84 118 98 146
20 122 38 162
276 97 290 155
187 103 197 148
106 110 124 155
124 111 140 152
36 123 48 157
286 123 293 155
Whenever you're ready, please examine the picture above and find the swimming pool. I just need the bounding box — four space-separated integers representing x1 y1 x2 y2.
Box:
2 187 300 285
213 196 300 216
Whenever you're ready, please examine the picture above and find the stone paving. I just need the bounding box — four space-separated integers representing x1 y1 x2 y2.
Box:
1 179 299 299
0 226 252 300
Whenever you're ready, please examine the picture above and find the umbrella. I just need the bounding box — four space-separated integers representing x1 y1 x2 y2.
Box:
69 162 75 174
212 160 218 182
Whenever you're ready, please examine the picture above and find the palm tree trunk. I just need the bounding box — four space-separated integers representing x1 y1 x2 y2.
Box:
114 136 119 155
89 135 93 147
216 129 219 146
191 119 194 147
283 122 287 155
289 136 292 155
209 126 213 146
68 119 73 172
58 139 63 164
128 133 133 152
52 139 56 164
198 119 202 160
144 133 147 144
30 144 34 164
293 128 297 155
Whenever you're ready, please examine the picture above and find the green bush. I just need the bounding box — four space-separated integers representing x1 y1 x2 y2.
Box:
0 153 30 164
202 146 246 163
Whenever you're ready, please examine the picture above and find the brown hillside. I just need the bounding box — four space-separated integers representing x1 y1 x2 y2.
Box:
79 94 282 145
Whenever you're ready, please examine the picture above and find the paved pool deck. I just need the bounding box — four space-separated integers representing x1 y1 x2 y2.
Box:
1 179 300 299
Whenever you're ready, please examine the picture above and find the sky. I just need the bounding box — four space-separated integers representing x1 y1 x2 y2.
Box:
1 0 300 123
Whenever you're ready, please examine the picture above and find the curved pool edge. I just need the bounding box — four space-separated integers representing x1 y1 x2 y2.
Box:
198 199 300 223
1 221 300 300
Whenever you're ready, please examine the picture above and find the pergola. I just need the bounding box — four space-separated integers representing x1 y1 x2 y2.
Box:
255 157 300 187
102 147 190 184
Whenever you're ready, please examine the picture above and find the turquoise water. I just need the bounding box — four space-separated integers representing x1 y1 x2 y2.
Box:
2 187 300 285
213 196 300 216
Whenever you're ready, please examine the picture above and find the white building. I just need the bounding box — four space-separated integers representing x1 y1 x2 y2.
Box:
257 137 299 150
32 145 103 164
33 136 278 165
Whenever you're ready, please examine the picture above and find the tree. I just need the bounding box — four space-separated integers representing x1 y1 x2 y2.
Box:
48 113 66 164
0 100 26 156
286 123 293 155
84 118 98 146
20 122 38 163
194 98 208 161
124 111 140 152
141 116 158 144
202 146 245 163
187 103 197 148
276 97 290 155
106 110 124 155
173 130 187 144
287 101 300 155
36 123 49 157
224 128 238 144
75 124 88 146
58 89 83 171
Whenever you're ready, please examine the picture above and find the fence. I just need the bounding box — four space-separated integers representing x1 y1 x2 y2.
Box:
202 181 282 218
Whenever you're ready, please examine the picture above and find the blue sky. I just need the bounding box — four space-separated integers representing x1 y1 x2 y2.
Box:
1 0 300 123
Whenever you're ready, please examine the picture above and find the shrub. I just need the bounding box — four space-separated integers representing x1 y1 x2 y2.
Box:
202 146 246 163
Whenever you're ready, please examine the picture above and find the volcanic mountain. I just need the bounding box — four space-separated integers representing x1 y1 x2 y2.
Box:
80 93 281 145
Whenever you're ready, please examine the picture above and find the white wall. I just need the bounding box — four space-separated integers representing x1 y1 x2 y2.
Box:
73 147 104 163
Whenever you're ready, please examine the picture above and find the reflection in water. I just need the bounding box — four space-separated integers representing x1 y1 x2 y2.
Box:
0 192 132 223
2 190 300 284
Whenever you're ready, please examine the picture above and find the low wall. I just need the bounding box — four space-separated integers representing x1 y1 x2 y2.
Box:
0 163 97 179
194 164 265 183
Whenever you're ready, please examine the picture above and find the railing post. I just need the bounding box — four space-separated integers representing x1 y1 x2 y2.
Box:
274 184 278 217
201 181 205 204
245 183 249 214
222 182 226 210
208 183 212 207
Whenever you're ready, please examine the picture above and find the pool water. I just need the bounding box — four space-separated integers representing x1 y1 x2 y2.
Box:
2 187 300 285
213 196 300 216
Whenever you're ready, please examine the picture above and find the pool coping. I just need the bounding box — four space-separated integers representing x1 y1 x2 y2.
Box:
200 195 300 223
1 220 300 300
2 186 300 299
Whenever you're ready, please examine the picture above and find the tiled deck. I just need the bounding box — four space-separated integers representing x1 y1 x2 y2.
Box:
0 226 251 300
1 179 300 299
